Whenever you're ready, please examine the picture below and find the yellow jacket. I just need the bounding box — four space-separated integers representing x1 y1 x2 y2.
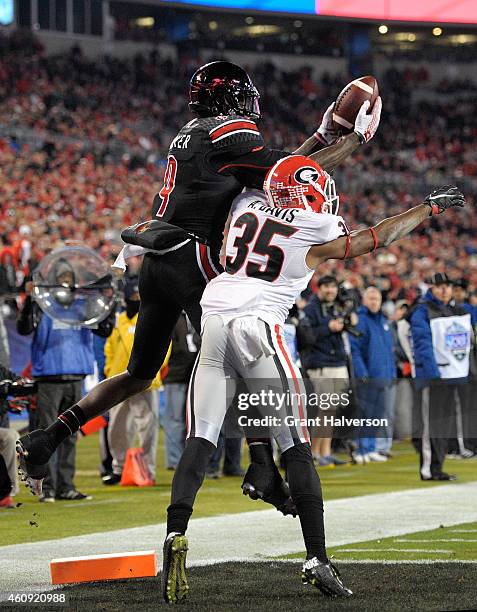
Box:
104 311 170 390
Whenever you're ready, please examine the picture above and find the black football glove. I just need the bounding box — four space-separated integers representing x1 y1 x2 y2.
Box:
424 185 465 215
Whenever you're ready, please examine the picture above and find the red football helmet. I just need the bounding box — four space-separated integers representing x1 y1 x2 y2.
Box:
263 155 339 214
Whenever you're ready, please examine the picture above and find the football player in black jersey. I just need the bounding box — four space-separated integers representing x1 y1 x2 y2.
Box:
17 61 382 512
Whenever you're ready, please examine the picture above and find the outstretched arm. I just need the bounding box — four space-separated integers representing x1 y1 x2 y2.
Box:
306 185 465 269
308 132 361 173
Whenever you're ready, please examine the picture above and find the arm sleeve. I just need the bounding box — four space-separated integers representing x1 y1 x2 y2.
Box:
410 306 440 379
349 320 370 379
296 213 349 247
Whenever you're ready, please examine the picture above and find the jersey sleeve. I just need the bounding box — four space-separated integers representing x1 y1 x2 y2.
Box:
295 213 349 247
208 117 264 150
206 116 291 189
210 146 291 188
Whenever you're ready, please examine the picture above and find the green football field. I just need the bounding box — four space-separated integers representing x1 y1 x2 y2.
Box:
1 433 476 547
284 521 477 562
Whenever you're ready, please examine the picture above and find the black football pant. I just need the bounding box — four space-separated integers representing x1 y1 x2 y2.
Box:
128 241 219 379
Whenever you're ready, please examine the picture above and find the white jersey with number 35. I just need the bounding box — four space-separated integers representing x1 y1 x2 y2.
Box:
201 189 348 326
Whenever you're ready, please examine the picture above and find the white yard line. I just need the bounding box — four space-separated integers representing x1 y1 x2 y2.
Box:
337 548 453 554
395 538 477 543
1 481 476 598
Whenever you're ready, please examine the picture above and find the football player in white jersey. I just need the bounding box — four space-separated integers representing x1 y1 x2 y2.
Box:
162 155 465 603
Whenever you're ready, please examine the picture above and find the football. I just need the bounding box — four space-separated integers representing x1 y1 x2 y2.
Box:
332 75 379 134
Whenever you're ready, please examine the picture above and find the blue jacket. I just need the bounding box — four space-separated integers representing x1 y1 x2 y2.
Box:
30 314 95 378
350 306 396 382
300 296 347 369
409 290 470 381
409 291 441 380
461 302 477 327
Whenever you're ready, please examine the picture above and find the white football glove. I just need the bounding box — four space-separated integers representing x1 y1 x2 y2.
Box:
354 96 382 144
315 102 340 146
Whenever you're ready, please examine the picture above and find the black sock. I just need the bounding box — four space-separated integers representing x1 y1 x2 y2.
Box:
167 503 193 536
45 404 87 448
283 443 328 564
167 437 215 535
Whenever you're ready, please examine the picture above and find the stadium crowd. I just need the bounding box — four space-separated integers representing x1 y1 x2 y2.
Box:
0 31 476 294
0 31 476 506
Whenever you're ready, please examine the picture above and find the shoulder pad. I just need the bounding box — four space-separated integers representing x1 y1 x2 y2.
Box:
206 116 264 150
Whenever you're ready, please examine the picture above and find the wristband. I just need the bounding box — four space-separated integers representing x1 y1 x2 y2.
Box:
314 131 328 145
369 227 379 251
343 234 352 259
354 130 366 145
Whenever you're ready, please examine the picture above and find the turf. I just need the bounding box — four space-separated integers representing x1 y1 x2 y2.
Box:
1 435 476 546
284 521 477 562
4 562 476 611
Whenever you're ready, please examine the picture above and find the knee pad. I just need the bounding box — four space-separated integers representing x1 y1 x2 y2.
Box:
185 436 216 458
178 437 216 482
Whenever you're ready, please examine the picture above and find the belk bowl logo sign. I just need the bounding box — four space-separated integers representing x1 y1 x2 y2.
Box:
445 321 471 361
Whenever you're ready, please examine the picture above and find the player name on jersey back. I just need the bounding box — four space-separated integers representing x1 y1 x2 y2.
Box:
245 199 299 224
200 190 347 326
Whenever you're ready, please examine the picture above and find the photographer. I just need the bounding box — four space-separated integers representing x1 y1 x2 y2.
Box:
298 276 356 467
17 266 114 502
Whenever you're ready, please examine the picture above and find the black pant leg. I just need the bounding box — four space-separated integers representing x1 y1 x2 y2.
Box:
37 382 64 494
456 382 475 450
429 383 454 476
127 253 183 379
56 381 82 494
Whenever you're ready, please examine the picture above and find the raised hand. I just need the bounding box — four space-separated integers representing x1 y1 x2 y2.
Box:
354 96 382 144
424 185 466 215
315 102 340 145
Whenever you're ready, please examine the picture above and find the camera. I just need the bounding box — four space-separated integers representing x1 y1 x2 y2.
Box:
336 286 362 338
0 379 37 416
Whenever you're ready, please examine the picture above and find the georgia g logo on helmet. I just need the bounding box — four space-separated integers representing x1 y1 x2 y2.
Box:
294 167 322 187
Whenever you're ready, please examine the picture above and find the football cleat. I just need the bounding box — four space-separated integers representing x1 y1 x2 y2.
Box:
162 533 189 604
242 461 297 517
301 558 353 597
16 430 55 496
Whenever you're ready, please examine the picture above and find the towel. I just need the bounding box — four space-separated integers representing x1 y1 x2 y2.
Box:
228 317 275 366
